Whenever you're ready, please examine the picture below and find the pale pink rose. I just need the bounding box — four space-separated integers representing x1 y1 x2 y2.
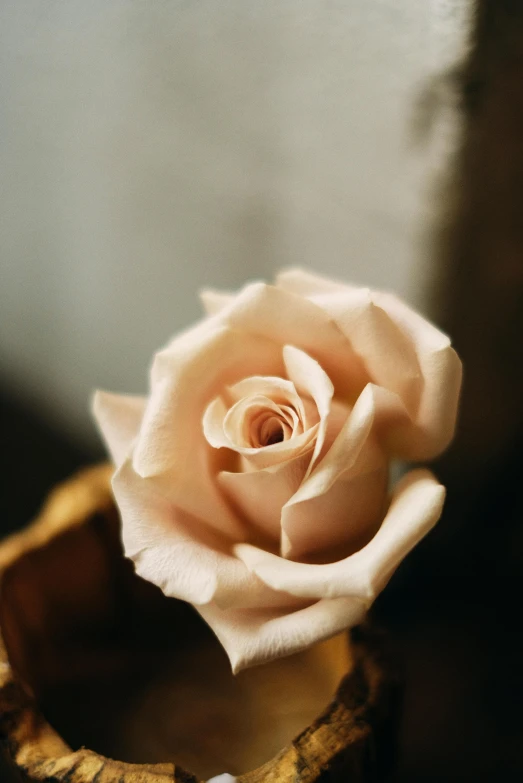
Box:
93 269 462 672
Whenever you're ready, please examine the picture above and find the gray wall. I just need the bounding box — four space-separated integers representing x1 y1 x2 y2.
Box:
0 1 471 447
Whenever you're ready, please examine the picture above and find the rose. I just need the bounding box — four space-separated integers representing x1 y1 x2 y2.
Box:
93 269 461 672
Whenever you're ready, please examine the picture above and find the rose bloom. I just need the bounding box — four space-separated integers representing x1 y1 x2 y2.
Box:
93 269 461 672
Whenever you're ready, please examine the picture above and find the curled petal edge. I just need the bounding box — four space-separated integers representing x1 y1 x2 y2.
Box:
236 468 445 602
198 595 367 673
92 391 146 468
113 460 302 612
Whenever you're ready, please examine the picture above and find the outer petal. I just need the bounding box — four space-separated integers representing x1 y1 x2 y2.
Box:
277 268 462 459
372 290 462 458
198 596 367 673
215 281 369 399
235 469 445 601
132 322 284 539
275 268 348 298
199 288 235 316
281 383 402 559
114 460 302 612
92 391 146 468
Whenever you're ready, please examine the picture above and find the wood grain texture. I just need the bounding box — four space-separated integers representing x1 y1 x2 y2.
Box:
0 466 397 782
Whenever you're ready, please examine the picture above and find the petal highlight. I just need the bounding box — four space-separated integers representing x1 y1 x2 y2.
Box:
92 391 146 468
199 596 366 673
236 469 445 601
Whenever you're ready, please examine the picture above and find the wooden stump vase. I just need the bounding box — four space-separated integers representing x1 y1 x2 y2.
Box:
0 466 398 782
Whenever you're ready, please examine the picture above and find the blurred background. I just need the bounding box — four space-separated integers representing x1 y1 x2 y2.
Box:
2 0 523 780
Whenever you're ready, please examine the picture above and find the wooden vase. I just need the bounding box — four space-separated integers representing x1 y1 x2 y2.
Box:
0 466 398 782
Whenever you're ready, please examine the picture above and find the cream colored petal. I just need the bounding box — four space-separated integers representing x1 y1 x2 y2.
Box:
277 404 302 434
281 466 388 562
227 375 301 408
309 290 421 424
216 386 348 549
203 393 319 470
223 395 290 447
216 281 369 398
283 345 333 477
314 396 351 463
372 290 462 458
202 396 231 449
235 469 445 602
218 451 312 542
132 322 283 539
277 270 420 409
281 383 405 558
231 426 318 470
230 377 308 438
254 414 292 446
276 267 349 297
199 288 235 316
277 268 462 459
227 376 322 436
92 391 146 468
198 596 367 673
114 460 300 612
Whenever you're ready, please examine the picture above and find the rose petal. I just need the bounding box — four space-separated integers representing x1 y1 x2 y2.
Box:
256 413 292 445
226 376 308 428
371 290 462 458
199 288 235 316
218 451 312 542
198 596 366 673
216 282 369 398
114 460 302 612
92 391 146 468
202 396 231 449
132 323 284 539
275 269 345 297
273 404 302 435
203 394 319 470
235 468 445 601
283 346 333 477
277 269 462 459
223 396 292 447
281 467 388 562
278 270 420 420
281 383 401 558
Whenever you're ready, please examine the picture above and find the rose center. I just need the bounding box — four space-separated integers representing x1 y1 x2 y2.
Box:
259 416 285 446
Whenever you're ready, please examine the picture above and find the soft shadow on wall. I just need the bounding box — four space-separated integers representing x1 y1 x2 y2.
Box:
376 2 523 780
